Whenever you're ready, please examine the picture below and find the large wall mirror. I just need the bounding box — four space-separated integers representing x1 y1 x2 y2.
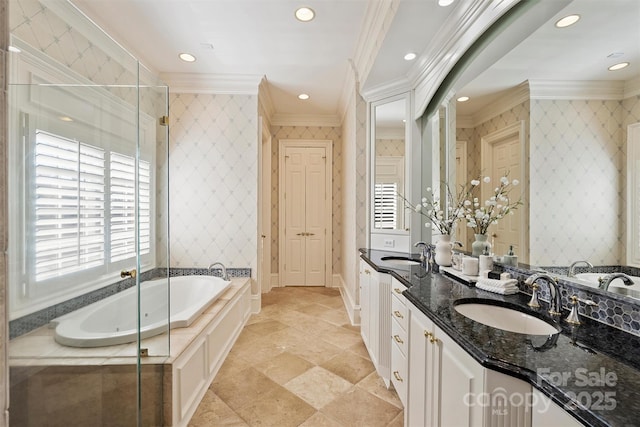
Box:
370 93 411 250
438 0 640 297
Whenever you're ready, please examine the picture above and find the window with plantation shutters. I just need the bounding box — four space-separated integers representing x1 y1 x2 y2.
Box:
34 131 106 281
374 182 398 229
110 153 150 262
33 130 151 282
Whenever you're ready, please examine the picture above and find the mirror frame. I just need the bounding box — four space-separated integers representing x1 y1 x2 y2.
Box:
369 92 413 251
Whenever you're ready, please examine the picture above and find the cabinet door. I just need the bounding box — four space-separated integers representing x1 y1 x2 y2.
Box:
407 307 434 426
436 325 485 427
532 389 583 427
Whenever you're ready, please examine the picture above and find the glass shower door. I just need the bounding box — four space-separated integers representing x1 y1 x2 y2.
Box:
7 0 170 425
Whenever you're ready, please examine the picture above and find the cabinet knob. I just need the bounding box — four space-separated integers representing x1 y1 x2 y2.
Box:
393 335 404 344
365 269 371 275
393 310 404 319
393 371 403 382
393 288 402 294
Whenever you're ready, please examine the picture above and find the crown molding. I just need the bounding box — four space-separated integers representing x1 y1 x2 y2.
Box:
360 76 411 103
624 75 640 99
42 0 161 84
528 80 625 100
457 115 473 129
270 114 341 127
258 78 276 120
468 81 530 127
338 63 358 126
351 0 400 89
160 72 263 95
411 0 519 120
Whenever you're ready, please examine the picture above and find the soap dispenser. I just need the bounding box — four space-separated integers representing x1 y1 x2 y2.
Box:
503 245 518 266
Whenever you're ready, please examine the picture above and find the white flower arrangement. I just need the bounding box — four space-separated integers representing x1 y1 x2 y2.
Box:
399 184 468 236
463 174 522 235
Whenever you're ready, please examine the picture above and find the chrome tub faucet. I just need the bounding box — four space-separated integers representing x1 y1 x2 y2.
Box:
598 272 634 291
568 260 593 277
208 262 229 280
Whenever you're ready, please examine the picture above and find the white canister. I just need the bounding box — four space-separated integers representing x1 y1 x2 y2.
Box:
479 254 493 273
462 257 479 276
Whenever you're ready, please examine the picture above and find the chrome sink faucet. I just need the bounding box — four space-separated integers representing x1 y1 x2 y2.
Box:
208 262 229 280
525 273 563 316
598 272 634 291
414 241 434 269
568 260 593 277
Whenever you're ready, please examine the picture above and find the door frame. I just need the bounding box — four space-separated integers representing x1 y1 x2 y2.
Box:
480 120 528 261
258 117 272 293
278 139 333 287
455 140 468 247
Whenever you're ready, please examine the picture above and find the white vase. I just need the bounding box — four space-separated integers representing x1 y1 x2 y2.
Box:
434 234 453 267
472 234 491 257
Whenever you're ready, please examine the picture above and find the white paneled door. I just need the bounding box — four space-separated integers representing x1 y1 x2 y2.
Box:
481 122 525 259
280 142 331 287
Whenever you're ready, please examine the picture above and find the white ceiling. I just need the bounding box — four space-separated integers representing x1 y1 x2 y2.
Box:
70 0 639 122
71 0 373 118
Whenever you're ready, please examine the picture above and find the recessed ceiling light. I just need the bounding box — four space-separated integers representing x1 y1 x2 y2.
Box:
404 52 417 61
555 14 580 28
59 116 73 122
438 0 455 6
298 93 310 100
609 62 629 71
8 45 21 53
295 7 315 22
179 52 196 63
457 96 470 102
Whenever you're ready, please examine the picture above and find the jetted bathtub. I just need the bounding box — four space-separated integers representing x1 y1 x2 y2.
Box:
51 275 232 348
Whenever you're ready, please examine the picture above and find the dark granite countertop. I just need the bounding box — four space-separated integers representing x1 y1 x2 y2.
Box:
360 249 640 427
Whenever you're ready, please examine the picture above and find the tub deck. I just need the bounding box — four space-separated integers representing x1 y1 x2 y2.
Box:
8 277 252 427
9 277 248 365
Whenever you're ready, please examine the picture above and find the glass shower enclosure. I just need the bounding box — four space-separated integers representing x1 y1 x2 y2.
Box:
7 0 170 424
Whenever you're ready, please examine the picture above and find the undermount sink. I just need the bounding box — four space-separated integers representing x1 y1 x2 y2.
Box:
454 299 560 336
380 256 421 266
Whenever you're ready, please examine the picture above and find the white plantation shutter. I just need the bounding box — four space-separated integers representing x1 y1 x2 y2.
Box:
34 131 105 281
374 183 398 229
110 153 151 262
33 130 152 283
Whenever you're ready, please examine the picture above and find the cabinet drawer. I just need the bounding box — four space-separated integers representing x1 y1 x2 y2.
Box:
390 340 407 406
391 293 407 331
391 284 406 301
391 317 407 356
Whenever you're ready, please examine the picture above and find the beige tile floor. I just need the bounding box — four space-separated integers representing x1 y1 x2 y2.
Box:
188 286 404 427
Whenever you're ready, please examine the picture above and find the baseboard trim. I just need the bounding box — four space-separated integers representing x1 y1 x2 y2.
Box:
335 274 360 326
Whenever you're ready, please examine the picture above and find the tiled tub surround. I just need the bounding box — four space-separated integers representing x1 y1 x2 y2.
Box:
360 249 640 427
9 277 252 427
9 267 251 339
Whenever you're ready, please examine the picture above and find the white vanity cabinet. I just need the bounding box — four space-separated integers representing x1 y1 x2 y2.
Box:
532 389 583 427
390 278 408 406
407 303 533 427
359 258 391 386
